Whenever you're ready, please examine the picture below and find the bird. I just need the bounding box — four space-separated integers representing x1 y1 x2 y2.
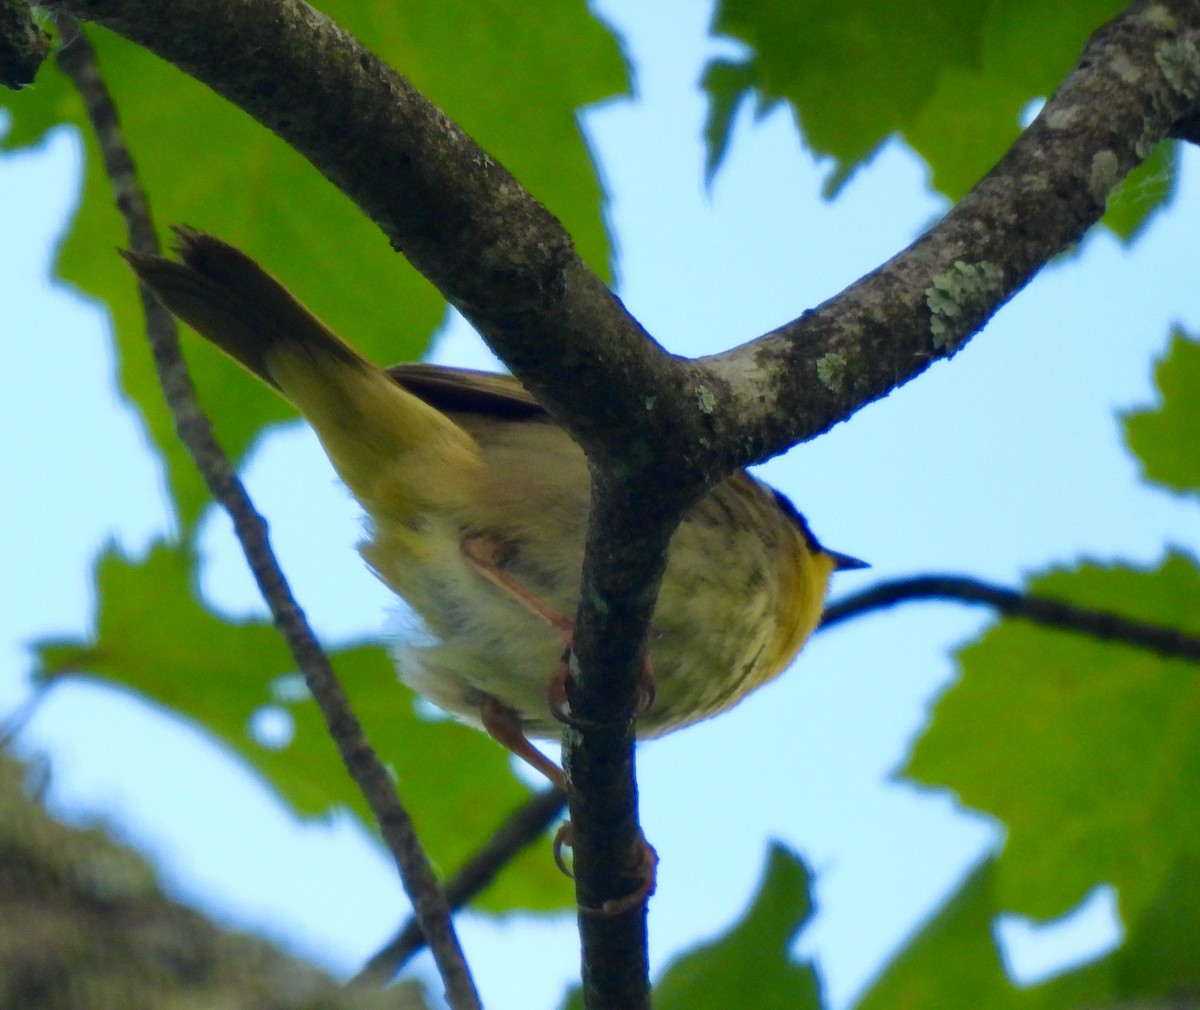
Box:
122 228 866 791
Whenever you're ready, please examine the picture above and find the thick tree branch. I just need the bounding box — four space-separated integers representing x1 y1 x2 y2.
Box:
53 21 479 1010
699 0 1200 464
821 575 1200 663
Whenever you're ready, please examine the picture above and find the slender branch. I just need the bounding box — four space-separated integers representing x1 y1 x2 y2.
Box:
53 22 480 1010
352 786 567 988
559 479 671 1010
820 575 1200 663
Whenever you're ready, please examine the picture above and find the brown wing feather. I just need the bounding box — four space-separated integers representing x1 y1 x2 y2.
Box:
386 363 548 420
387 364 855 562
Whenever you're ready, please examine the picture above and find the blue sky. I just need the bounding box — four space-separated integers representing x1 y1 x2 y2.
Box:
3 2 1200 1008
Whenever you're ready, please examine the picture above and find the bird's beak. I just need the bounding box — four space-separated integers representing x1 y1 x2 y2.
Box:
828 550 870 572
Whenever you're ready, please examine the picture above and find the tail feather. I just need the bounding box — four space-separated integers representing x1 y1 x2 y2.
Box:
123 228 481 513
122 226 364 387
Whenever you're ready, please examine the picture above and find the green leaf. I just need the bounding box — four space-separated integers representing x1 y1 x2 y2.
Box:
330 0 629 280
902 0 1127 200
1114 853 1200 998
34 541 570 914
1102 141 1178 244
653 843 821 1010
855 859 1015 1010
2 2 628 531
855 857 1114 1010
704 0 1168 236
858 854 1200 1008
906 553 1200 927
701 57 762 185
707 0 991 194
1124 327 1200 497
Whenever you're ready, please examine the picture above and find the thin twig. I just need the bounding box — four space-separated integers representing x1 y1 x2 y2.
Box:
53 20 480 1010
352 786 567 988
820 574 1200 663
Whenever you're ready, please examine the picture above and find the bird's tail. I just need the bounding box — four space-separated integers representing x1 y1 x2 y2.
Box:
123 228 480 512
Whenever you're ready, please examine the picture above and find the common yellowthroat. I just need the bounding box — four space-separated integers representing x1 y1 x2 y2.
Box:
123 229 865 785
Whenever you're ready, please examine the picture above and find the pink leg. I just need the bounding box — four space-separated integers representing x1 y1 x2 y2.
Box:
479 695 566 792
462 533 658 725
461 534 574 641
464 534 659 911
553 822 659 916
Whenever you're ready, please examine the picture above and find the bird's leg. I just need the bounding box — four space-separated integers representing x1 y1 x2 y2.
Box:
552 822 659 916
460 534 574 639
462 534 573 788
547 650 656 728
463 533 659 914
478 695 565 791
461 533 656 723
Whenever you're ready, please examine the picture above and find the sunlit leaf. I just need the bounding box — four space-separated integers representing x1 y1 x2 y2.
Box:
907 553 1200 927
855 857 1114 1010
654 842 822 1010
1124 327 1200 497
703 0 1169 237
